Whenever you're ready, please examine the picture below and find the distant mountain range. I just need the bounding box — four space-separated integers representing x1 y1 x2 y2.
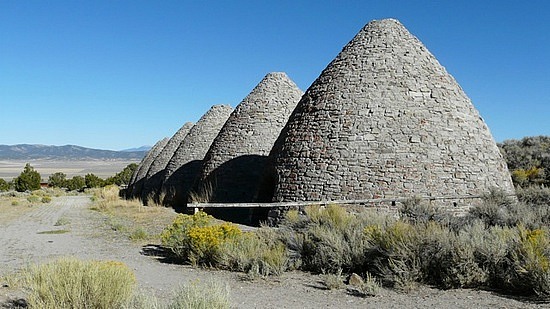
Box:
0 144 149 160
120 145 151 152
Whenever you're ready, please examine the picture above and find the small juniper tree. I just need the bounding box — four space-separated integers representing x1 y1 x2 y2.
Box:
66 176 86 192
48 172 67 188
105 163 138 186
14 163 41 192
0 178 9 192
85 173 104 188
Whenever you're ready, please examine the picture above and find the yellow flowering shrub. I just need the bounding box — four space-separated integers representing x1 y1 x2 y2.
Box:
161 211 241 265
187 223 242 265
517 227 550 273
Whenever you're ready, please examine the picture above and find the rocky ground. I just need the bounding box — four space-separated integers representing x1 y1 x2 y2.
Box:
1 196 548 308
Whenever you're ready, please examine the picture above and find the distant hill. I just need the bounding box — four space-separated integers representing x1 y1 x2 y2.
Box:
120 145 151 152
0 144 147 160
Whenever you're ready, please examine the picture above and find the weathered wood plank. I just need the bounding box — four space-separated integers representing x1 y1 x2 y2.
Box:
189 194 512 208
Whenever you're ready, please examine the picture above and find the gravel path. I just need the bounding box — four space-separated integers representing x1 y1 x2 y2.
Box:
1 196 548 308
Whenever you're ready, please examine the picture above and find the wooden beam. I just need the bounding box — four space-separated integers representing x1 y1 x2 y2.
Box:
189 194 513 208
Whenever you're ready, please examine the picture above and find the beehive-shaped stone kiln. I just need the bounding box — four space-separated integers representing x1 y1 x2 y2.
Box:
260 19 514 204
140 122 194 203
160 104 233 207
127 137 169 198
194 72 303 203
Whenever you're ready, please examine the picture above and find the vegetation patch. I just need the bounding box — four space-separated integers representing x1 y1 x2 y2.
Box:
89 185 178 243
15 257 136 309
54 217 71 226
37 229 70 235
166 279 230 309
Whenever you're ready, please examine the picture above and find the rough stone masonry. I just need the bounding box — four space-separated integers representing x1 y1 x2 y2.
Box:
259 19 515 208
195 72 303 203
127 137 169 199
160 104 233 208
140 122 194 203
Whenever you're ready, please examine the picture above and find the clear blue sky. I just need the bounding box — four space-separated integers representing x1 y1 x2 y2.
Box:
1 1 548 150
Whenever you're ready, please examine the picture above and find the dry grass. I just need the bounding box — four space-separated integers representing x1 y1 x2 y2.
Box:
0 194 37 224
166 279 230 309
11 257 136 309
0 188 68 224
89 185 178 244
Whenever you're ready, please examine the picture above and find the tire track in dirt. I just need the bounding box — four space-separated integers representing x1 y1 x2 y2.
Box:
0 196 88 273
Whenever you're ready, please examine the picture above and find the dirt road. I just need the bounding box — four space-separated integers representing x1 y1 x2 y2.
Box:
1 196 547 308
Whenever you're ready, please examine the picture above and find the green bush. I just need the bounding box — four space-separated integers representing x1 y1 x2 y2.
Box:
66 175 86 191
364 220 422 290
27 194 41 204
14 163 41 192
399 196 446 225
509 227 550 296
21 257 136 309
297 205 377 274
0 178 9 191
158 203 550 297
41 195 52 203
468 188 518 227
105 163 138 186
219 228 288 277
468 188 550 230
498 136 550 187
48 172 67 188
517 186 550 206
419 221 488 289
275 203 550 296
85 173 104 188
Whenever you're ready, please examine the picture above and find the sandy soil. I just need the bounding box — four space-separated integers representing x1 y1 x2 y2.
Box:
1 196 548 308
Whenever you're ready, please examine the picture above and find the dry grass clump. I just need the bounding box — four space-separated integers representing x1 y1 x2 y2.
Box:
166 279 230 309
188 181 215 204
16 257 136 309
321 268 346 290
219 227 288 277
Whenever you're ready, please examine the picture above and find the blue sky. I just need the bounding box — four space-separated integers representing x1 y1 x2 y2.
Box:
1 1 548 150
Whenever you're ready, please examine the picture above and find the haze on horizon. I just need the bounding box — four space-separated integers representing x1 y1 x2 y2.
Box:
1 1 548 151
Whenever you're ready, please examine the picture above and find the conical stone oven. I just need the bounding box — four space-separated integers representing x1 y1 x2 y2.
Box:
260 19 514 205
